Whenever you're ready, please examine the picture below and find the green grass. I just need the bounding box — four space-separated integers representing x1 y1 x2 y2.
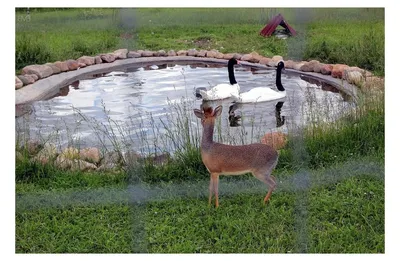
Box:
304 20 384 75
15 8 384 74
15 8 385 253
15 158 384 253
16 204 134 253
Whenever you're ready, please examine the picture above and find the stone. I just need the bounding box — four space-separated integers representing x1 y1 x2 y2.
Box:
313 62 324 73
60 147 80 160
260 132 287 150
240 53 253 62
223 53 234 60
196 50 207 57
100 54 116 63
259 57 271 65
343 67 366 82
55 155 73 170
45 63 62 74
146 153 171 166
123 150 141 166
17 75 35 85
21 64 53 79
284 60 296 69
142 51 154 57
76 56 95 66
363 70 373 78
267 55 284 67
300 60 320 72
66 59 80 70
33 143 58 165
241 51 262 63
94 56 102 64
293 61 307 71
102 151 123 165
79 147 101 164
215 52 224 59
54 61 69 72
24 140 43 156
187 49 198 56
272 55 283 62
70 159 97 171
321 64 333 75
177 50 188 56
344 70 364 86
167 50 176 56
156 50 167 57
78 62 87 68
28 74 39 81
205 50 216 58
113 49 128 59
55 155 96 171
127 51 141 58
233 53 243 60
331 64 350 79
344 66 372 78
97 162 117 172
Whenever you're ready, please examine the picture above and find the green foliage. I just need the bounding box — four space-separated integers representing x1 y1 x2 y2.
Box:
15 165 384 253
15 154 55 182
137 146 208 184
15 8 385 253
15 8 385 75
15 34 51 71
16 205 133 253
303 21 384 75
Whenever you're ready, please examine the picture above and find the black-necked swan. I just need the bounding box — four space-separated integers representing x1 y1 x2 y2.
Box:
196 58 241 101
234 61 286 103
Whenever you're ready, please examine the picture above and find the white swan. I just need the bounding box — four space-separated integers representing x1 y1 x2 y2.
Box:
235 61 286 103
197 58 240 101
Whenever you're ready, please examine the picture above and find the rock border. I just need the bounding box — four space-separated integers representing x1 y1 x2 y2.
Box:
15 49 385 173
15 49 384 105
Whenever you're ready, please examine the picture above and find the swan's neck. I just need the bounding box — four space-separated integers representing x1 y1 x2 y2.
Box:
276 68 285 92
228 63 237 85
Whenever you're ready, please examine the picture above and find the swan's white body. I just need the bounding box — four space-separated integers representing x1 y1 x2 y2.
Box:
199 83 240 101
198 58 240 101
235 61 287 103
235 87 286 103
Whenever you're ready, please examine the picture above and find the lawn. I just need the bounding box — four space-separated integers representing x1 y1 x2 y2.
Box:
15 7 385 253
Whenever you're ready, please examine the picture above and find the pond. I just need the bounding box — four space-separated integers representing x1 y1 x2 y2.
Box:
15 62 354 155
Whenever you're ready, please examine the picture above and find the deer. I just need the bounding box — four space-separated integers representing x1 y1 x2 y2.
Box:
193 105 279 208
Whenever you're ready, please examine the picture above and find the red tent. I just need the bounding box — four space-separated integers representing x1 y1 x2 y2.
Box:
260 13 297 37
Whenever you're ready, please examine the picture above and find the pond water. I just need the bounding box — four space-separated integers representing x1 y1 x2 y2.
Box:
16 62 354 155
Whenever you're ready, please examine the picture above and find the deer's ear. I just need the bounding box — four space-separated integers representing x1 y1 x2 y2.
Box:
193 109 204 119
213 105 223 117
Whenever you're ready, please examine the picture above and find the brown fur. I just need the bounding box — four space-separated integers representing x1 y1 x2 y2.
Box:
194 105 279 207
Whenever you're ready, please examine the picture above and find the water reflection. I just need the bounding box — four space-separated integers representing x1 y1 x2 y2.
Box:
227 100 286 128
228 103 242 127
275 101 285 128
16 63 352 153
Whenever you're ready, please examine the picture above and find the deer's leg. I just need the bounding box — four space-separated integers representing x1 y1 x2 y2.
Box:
211 173 220 208
209 174 214 205
253 169 277 204
263 175 277 204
